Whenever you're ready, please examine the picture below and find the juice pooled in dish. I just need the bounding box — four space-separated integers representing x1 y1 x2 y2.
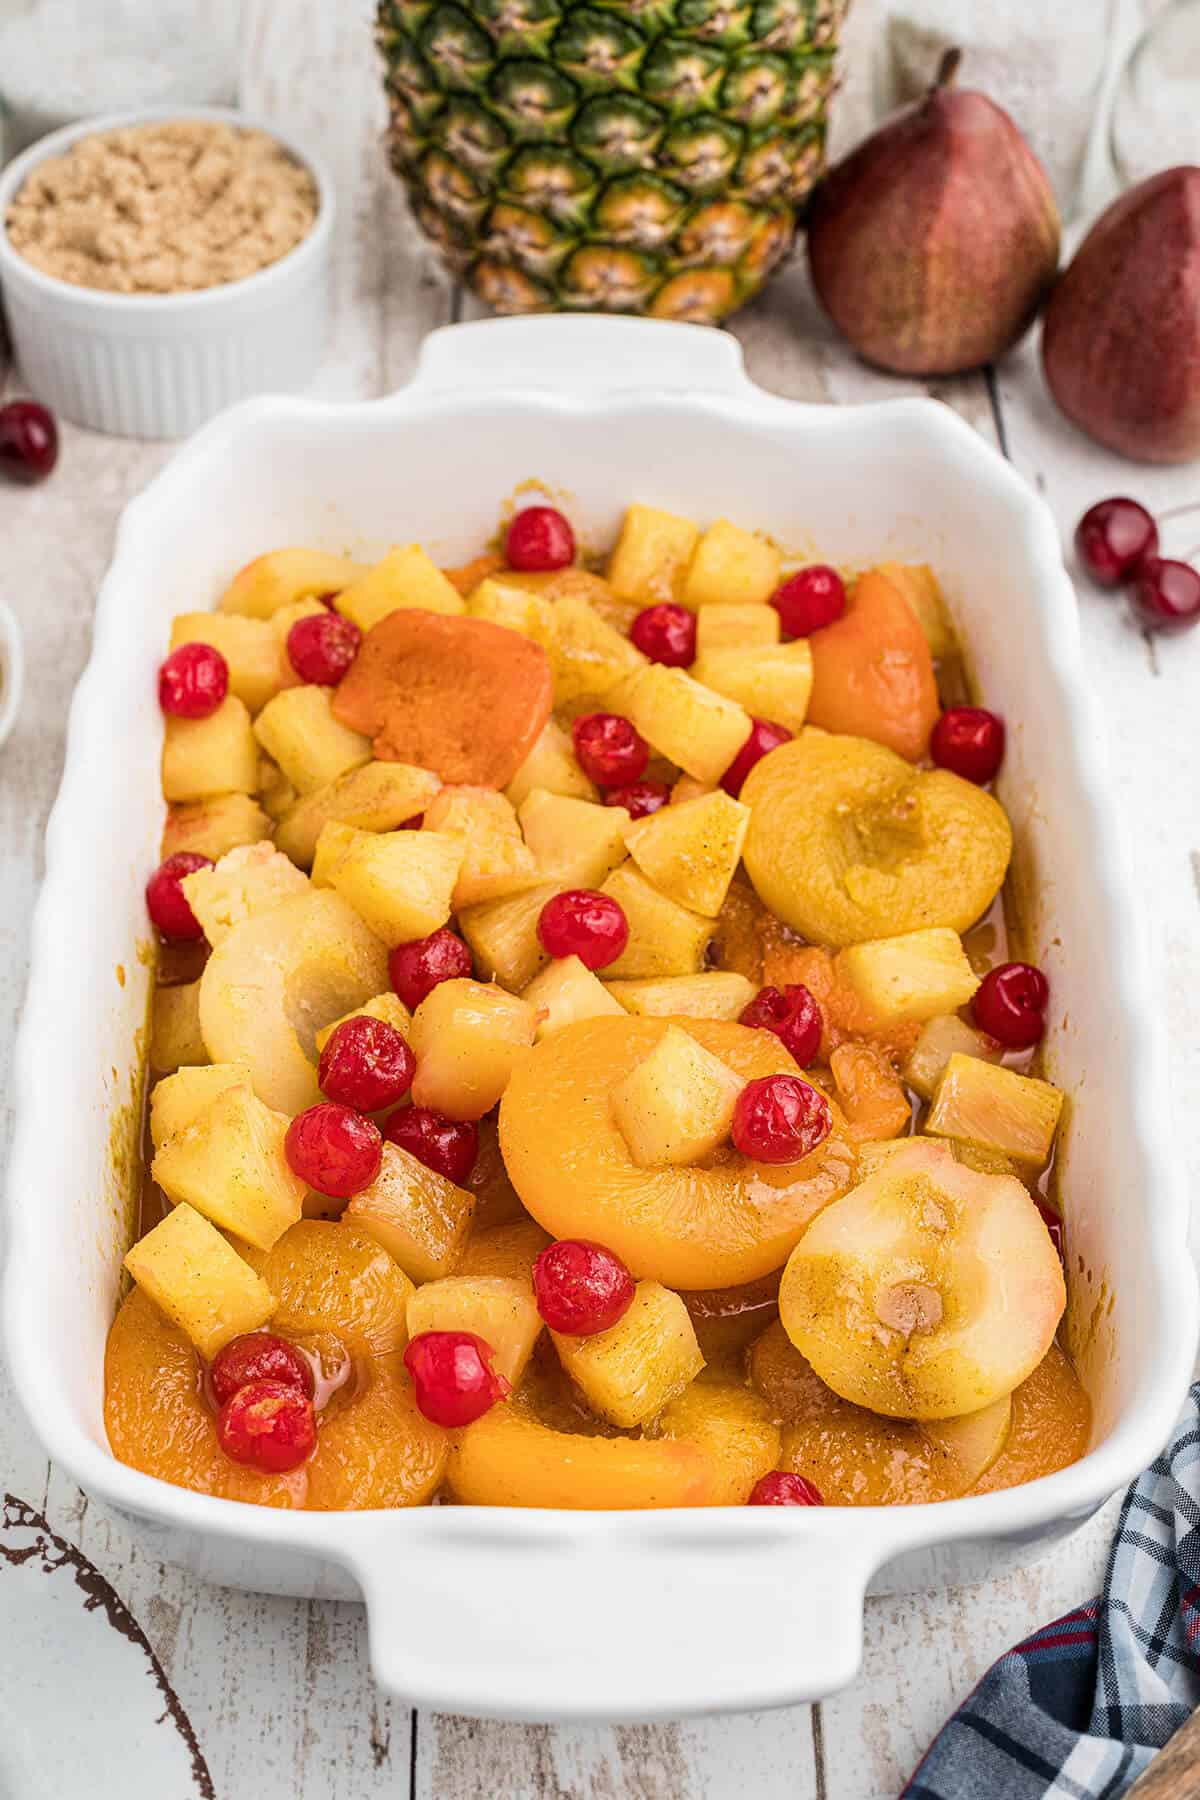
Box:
105 501 1089 1510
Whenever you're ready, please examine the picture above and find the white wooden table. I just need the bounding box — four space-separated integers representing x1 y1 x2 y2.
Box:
1 2 1197 1795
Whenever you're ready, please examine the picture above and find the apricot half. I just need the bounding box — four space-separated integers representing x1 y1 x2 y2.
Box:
741 729 1011 947
499 1015 857 1289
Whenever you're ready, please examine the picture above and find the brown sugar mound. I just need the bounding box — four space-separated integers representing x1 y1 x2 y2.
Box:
333 610 553 789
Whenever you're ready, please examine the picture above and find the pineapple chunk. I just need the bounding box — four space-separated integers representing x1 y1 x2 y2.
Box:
608 504 701 607
345 1141 475 1282
682 518 781 609
311 820 362 887
836 928 979 1025
335 545 465 633
599 864 711 979
161 793 272 862
423 786 539 906
150 981 208 1073
904 1013 1003 1102
552 1280 704 1428
150 1061 252 1151
409 978 537 1119
875 562 955 660
504 718 597 807
695 603 781 653
161 696 258 803
467 577 557 652
604 971 756 1021
522 955 625 1039
255 757 296 823
623 789 749 918
517 789 631 888
691 642 814 734
670 774 715 806
406 1276 541 1387
219 548 367 618
612 664 749 784
459 881 563 992
180 843 309 947
551 594 646 708
152 1081 307 1250
927 1054 1064 1169
274 760 441 869
314 992 411 1055
169 612 286 715
609 1023 743 1167
328 828 463 944
124 1204 275 1358
253 686 372 796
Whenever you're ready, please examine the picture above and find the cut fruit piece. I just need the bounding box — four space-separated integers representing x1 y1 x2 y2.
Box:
169 611 286 715
273 762 441 869
924 1396 1012 1489
152 1081 307 1250
690 642 814 735
124 1203 276 1359
807 567 941 763
311 821 361 888
652 1383 780 1505
623 789 749 918
459 881 565 992
612 664 750 784
161 696 259 803
598 864 711 979
199 888 390 1114
551 1280 704 1428
971 1343 1091 1497
150 981 207 1073
180 843 310 947
406 1276 541 1387
874 562 955 660
458 1217 552 1285
550 594 647 708
605 971 757 1021
446 1404 711 1509
149 1060 252 1150
904 1013 1003 1102
521 955 625 1039
444 551 506 596
335 546 465 633
422 786 538 907
409 978 538 1120
828 1041 912 1141
741 729 1012 948
695 603 782 653
219 548 367 618
777 1137 1066 1419
926 1054 1064 1170
467 577 557 652
314 991 411 1055
504 719 597 808
261 1219 415 1357
499 1015 858 1288
161 793 273 862
609 1024 744 1167
255 757 296 823
253 686 372 797
682 518 781 610
517 789 631 888
327 828 463 945
304 1353 448 1510
607 504 701 608
344 1141 476 1283
836 928 979 1025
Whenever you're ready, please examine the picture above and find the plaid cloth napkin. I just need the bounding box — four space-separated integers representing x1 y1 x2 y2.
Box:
904 1382 1200 1799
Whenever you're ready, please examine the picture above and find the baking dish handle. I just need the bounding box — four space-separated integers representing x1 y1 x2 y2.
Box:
348 1517 877 1721
408 315 754 400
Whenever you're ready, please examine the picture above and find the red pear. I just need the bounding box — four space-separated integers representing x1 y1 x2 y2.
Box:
1042 167 1200 464
806 50 1060 376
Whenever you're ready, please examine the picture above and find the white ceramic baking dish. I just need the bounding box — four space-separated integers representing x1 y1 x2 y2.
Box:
5 316 1196 1723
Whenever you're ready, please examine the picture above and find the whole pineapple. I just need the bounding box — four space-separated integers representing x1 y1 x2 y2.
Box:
376 0 847 322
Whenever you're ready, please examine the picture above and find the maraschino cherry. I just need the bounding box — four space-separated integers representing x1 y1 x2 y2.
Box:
505 505 575 572
532 1239 635 1336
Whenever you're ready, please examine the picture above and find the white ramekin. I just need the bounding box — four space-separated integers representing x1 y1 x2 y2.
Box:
0 106 334 440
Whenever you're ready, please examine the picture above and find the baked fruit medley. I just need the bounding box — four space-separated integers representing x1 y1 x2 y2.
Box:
105 502 1090 1511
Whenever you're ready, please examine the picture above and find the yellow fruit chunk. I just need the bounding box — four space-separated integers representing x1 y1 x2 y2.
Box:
613 663 750 784
314 991 411 1055
778 1137 1065 1420
927 1054 1064 1170
262 1219 415 1356
199 888 389 1113
695 603 781 653
169 611 286 715
181 843 309 948
623 789 749 918
274 761 441 869
269 596 328 653
517 789 631 888
522 955 625 1039
691 642 813 734
256 755 296 823
423 786 538 907
253 686 372 797
874 561 955 660
682 518 781 609
410 978 537 1120
836 927 979 1026
162 793 272 862
903 1013 1003 1101
829 1041 912 1141
305 1354 447 1510
328 828 463 945
125 1203 276 1358
970 1343 1091 1497
150 981 207 1073
219 548 367 618
608 503 701 607
500 1016 858 1287
609 1023 743 1167
447 1404 711 1509
345 1142 475 1283
459 881 564 991
149 1061 252 1151
406 1276 541 1386
599 864 711 978
162 696 258 803
335 546 465 632
311 821 361 887
458 1216 552 1284
742 729 1012 947
552 1280 704 1427
653 1383 780 1505
604 971 756 1021
550 594 646 708
152 1081 306 1250
504 718 597 808
467 577 557 651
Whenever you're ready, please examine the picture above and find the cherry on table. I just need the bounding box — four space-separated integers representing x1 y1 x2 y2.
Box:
145 851 212 941
573 712 649 788
217 1378 316 1473
748 1471 824 1506
0 400 58 485
538 888 629 970
505 505 575 572
532 1239 635 1336
771 565 845 637
1075 498 1158 588
739 983 823 1068
158 642 228 719
630 602 696 668
720 717 792 797
385 1105 478 1186
404 1330 510 1427
604 779 670 820
285 1102 382 1197
318 1014 415 1112
388 927 472 1011
731 1074 832 1164
972 961 1048 1049
210 1332 314 1408
287 611 361 684
930 707 1005 785
1130 557 1200 633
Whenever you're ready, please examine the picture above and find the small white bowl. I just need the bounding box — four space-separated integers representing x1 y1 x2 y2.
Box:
0 598 24 751
0 106 334 440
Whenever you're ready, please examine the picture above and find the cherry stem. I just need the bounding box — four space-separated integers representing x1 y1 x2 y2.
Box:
933 46 962 91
